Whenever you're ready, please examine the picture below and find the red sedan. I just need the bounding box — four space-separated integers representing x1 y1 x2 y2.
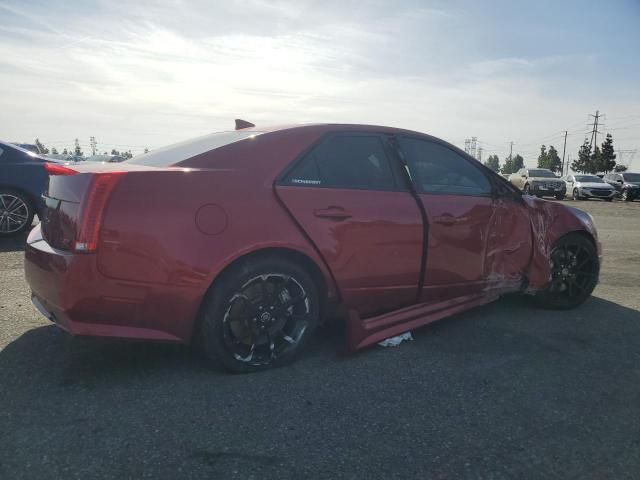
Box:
24 123 601 372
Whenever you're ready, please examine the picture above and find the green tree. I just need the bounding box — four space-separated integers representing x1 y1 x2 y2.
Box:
512 154 524 172
62 147 69 155
123 150 133 159
51 147 58 154
571 139 591 173
144 147 150 154
484 154 500 172
501 156 514 174
547 145 562 173
599 133 616 173
615 164 627 172
537 145 549 169
111 148 120 156
589 146 602 174
34 138 49 154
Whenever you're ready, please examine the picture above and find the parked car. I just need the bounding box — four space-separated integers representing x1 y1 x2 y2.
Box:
509 168 566 199
603 172 640 201
25 123 601 372
563 174 616 201
85 154 126 163
0 141 65 237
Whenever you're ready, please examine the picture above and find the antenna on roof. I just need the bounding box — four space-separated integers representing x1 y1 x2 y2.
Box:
235 119 255 130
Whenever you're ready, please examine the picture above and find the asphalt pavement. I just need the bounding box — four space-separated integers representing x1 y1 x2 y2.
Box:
1 199 639 479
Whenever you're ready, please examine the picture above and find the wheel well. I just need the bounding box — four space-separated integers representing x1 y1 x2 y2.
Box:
192 247 331 342
562 230 597 250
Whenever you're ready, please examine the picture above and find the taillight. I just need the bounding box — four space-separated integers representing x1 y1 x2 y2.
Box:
75 173 125 252
44 162 78 175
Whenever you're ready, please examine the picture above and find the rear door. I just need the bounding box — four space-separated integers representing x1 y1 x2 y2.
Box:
397 136 531 301
275 133 423 316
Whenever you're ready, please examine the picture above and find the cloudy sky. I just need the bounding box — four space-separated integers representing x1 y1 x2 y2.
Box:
1 0 639 166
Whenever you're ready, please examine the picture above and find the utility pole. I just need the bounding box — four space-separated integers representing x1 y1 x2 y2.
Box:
477 147 483 162
90 136 97 156
509 141 514 161
561 130 568 175
588 110 605 151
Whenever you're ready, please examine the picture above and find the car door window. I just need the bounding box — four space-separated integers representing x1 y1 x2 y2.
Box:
284 135 397 191
398 137 491 196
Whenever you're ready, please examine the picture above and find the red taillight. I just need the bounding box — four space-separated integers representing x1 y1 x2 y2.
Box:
75 173 125 253
44 162 78 176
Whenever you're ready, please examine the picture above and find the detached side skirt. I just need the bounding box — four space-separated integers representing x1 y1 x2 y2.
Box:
346 292 500 352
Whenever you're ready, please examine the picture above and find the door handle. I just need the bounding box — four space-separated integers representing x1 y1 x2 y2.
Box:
314 206 352 220
434 214 456 226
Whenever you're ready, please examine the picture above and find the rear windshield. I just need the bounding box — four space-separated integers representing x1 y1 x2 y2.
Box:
528 169 556 178
128 130 262 167
624 173 640 182
575 175 603 183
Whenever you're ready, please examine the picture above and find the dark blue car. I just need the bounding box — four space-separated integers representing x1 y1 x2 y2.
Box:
0 141 62 237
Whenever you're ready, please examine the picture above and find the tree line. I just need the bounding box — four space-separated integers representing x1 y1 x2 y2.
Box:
483 133 625 175
33 138 141 159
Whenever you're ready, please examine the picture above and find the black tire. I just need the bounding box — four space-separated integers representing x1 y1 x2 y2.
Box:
572 188 582 201
555 194 565 200
604 197 613 202
198 256 320 373
535 233 599 309
622 189 632 202
0 189 34 238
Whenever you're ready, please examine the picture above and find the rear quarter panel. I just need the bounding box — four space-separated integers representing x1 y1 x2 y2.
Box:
97 128 337 341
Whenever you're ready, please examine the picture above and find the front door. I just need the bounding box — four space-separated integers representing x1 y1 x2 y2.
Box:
397 136 509 301
275 133 424 315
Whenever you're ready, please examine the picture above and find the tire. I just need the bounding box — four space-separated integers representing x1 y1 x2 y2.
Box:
622 190 632 202
604 197 613 202
198 256 321 373
572 188 582 201
523 184 531 195
0 189 34 237
534 233 599 309
555 194 565 200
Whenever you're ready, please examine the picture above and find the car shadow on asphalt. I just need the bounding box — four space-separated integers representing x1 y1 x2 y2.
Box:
1 295 638 386
0 231 28 252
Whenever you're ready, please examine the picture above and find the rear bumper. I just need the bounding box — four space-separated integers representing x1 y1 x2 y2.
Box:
24 224 191 343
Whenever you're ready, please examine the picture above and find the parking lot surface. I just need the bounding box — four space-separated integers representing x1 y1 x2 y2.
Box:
1 199 639 479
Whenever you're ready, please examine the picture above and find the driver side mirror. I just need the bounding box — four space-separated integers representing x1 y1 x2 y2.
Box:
522 174 527 179
617 179 623 184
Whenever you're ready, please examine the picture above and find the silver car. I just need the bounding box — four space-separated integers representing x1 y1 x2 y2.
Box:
563 174 616 201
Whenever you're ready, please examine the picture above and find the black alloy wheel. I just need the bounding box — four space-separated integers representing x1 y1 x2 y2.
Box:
199 257 320 373
535 233 599 309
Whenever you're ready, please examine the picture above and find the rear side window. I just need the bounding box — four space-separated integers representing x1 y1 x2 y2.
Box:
285 135 397 190
398 137 491 196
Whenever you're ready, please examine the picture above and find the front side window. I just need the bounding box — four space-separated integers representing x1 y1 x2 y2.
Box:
398 137 491 196
285 135 396 190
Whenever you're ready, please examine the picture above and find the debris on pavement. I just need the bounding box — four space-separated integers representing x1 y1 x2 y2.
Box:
377 332 413 347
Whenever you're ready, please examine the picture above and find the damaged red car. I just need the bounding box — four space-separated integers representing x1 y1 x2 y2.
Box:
24 123 601 372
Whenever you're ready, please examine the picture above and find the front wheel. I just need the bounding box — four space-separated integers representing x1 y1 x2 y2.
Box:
535 233 599 309
555 193 565 200
572 188 582 201
0 190 34 237
198 256 320 373
622 190 632 202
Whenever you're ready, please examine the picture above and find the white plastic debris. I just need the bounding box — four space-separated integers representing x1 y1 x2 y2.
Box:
377 332 413 347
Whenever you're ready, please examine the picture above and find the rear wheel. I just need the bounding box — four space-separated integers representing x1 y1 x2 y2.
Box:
0 190 34 237
535 234 599 309
198 256 320 373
